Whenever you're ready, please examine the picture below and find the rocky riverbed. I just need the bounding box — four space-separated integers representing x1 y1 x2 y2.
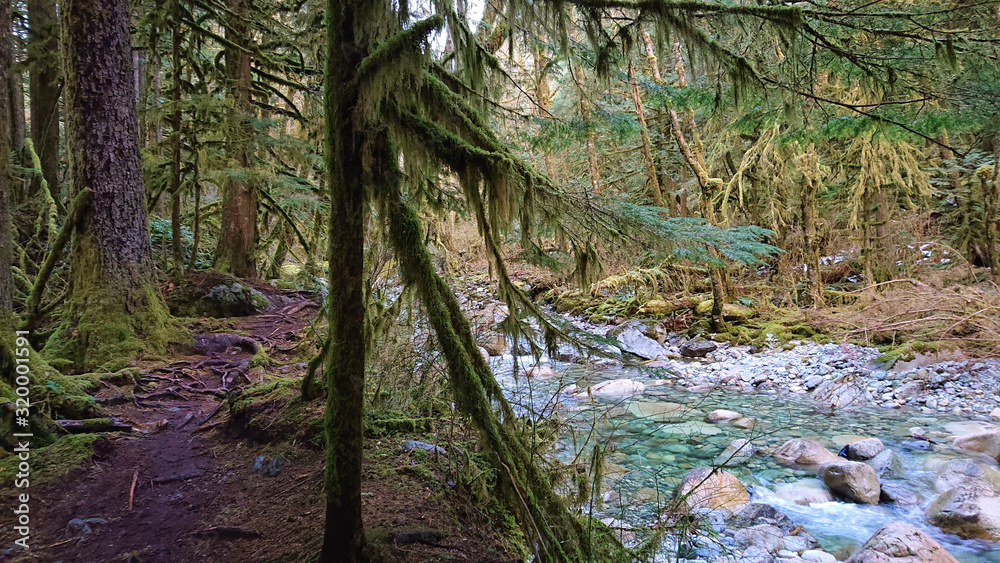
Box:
474 307 1000 563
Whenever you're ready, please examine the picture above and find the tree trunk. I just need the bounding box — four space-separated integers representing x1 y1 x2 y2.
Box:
569 24 599 195
628 61 663 207
641 29 679 216
532 45 555 179
0 0 13 321
28 0 62 209
215 0 258 278
170 0 184 274
801 156 824 308
984 147 1000 286
319 1 366 560
54 0 173 372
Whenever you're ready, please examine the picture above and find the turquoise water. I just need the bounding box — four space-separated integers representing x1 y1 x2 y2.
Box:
494 358 1000 562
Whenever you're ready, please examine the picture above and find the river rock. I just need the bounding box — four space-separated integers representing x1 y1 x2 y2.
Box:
812 374 875 410
866 449 905 479
616 328 663 360
706 409 743 423
952 430 1000 461
774 438 840 468
932 458 1000 492
588 378 645 398
731 416 758 430
879 482 919 505
991 407 1000 421
845 521 958 563
715 439 755 466
680 338 717 358
819 460 880 504
628 401 687 422
734 524 784 553
844 438 886 461
803 551 837 563
775 478 834 505
480 332 507 356
926 481 1000 540
524 365 556 378
673 467 750 511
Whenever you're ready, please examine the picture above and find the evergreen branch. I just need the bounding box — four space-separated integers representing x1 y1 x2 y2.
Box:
357 14 445 83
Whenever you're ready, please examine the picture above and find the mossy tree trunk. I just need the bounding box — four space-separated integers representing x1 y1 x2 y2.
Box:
319 1 367 559
170 0 185 275
216 0 258 278
628 61 664 208
0 0 13 326
983 149 1000 286
27 0 62 211
53 0 173 372
801 155 824 308
533 42 555 179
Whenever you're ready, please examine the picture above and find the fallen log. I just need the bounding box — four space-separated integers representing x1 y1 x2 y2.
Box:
58 418 132 433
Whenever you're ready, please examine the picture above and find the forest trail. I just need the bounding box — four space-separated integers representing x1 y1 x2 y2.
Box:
3 290 514 563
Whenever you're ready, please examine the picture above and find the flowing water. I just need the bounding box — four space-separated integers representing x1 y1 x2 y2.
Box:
494 355 1000 562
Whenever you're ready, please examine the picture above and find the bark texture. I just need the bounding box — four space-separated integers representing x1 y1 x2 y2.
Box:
0 0 13 319
216 0 258 278
54 0 173 371
319 1 366 560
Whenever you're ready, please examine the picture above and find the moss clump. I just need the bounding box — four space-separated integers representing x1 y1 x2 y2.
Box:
46 284 188 372
0 434 101 488
366 416 434 436
874 340 944 368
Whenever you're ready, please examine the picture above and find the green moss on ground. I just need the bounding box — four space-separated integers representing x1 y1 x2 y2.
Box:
0 434 100 488
229 377 324 445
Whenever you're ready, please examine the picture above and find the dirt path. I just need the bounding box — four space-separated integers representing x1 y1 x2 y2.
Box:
2 290 516 563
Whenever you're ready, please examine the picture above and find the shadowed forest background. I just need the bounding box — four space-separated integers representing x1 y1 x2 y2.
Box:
1 1 1000 562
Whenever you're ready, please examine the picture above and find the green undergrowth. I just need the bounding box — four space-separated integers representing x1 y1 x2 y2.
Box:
0 434 101 489
228 377 325 445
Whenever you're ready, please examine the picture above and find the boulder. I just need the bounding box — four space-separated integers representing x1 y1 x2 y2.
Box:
673 467 750 511
866 449 905 479
706 409 744 423
715 439 755 467
734 524 784 553
731 503 798 535
952 430 1000 461
845 521 958 563
932 458 1000 493
926 481 1000 540
819 461 881 504
812 375 875 411
879 482 919 506
480 332 507 356
731 417 758 430
615 328 664 360
588 379 645 399
523 365 556 379
803 551 837 563
774 438 840 468
844 438 886 461
679 339 717 358
775 479 834 505
628 401 688 422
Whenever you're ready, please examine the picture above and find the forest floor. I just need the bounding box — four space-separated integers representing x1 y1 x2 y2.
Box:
0 288 517 563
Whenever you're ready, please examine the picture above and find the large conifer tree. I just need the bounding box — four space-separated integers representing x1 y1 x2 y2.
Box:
50 0 173 371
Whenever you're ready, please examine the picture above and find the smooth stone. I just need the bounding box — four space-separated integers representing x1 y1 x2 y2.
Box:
879 482 919 506
616 328 664 360
734 524 784 553
845 521 959 562
819 461 881 504
844 438 886 461
802 550 837 563
586 378 646 399
660 421 722 437
944 420 998 437
732 417 758 430
524 365 556 378
673 467 750 511
775 479 835 505
680 339 718 358
706 409 744 423
774 438 840 468
865 449 905 480
952 430 1000 461
628 401 688 422
991 407 1000 421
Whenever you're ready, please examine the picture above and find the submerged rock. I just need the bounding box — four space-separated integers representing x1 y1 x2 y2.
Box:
845 521 959 562
705 409 743 423
673 467 750 511
587 378 645 399
775 478 834 505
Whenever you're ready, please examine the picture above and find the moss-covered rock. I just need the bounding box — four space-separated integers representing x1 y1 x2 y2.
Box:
166 272 271 318
229 378 324 445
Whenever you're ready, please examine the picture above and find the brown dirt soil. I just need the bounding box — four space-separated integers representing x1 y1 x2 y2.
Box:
0 289 517 563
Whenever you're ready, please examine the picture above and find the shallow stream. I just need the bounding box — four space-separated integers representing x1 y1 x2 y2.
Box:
493 354 1000 562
